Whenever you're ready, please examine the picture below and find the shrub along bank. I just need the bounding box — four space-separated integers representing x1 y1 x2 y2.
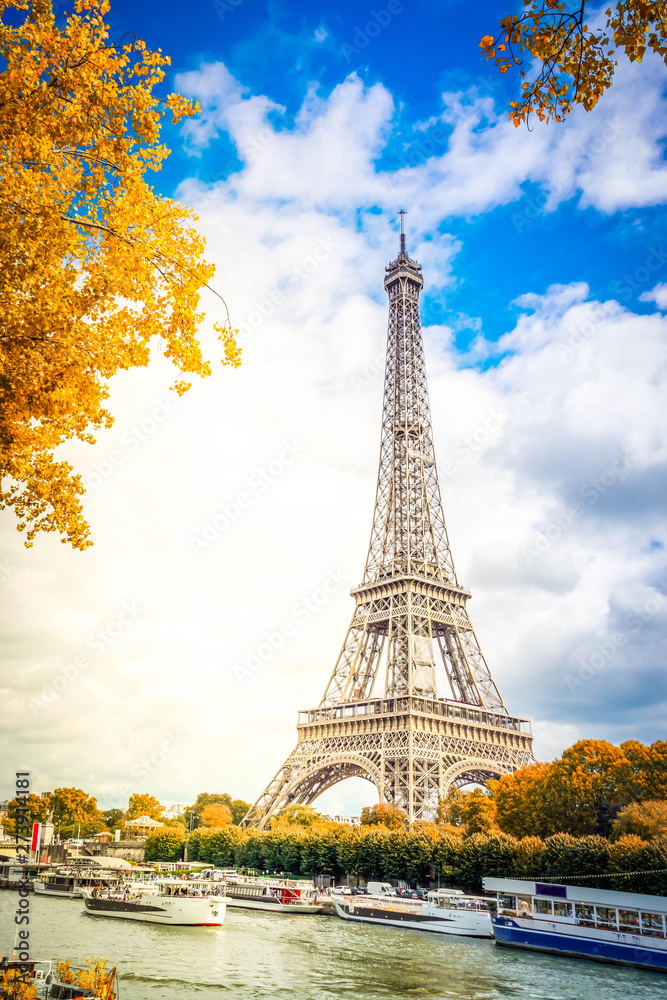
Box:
143 825 667 895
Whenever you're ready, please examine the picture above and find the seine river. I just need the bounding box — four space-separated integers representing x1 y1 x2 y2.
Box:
2 893 667 999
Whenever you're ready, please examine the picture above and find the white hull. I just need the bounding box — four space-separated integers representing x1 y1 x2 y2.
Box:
83 893 226 926
34 881 83 898
333 896 492 937
225 897 322 914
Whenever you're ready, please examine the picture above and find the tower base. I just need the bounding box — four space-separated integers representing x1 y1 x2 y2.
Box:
243 695 533 828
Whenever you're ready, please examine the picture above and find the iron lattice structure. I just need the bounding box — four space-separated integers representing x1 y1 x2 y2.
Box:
244 220 533 828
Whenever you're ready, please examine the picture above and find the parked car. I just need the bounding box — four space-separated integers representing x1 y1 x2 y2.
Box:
332 886 352 895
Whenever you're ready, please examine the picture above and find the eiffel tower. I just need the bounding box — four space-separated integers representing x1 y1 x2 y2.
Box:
243 215 533 828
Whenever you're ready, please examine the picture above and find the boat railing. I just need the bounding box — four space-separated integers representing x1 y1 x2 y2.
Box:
496 894 667 939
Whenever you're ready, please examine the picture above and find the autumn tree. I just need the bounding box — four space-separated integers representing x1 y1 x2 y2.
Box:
186 792 250 828
612 801 667 840
480 2 667 125
360 803 407 829
50 787 104 836
272 804 323 828
4 793 51 836
490 762 553 838
459 789 499 834
0 0 239 550
127 793 164 820
199 803 233 828
621 740 667 800
491 739 663 839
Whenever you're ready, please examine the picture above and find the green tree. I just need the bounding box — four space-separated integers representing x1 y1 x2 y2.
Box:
144 828 184 862
452 833 519 889
480 1 667 125
301 828 345 880
512 836 545 879
102 808 124 830
234 832 264 871
404 830 435 884
204 826 244 867
433 828 464 882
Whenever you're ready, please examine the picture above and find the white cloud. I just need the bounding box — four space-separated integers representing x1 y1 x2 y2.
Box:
2 59 667 811
640 281 667 309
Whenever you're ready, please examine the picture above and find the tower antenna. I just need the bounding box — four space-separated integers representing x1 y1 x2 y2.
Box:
398 209 406 254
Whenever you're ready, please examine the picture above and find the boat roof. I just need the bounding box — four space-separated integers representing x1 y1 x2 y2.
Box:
483 877 667 912
1 953 49 967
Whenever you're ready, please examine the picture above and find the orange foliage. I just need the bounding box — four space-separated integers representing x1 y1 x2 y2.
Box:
0 0 239 549
481 2 667 125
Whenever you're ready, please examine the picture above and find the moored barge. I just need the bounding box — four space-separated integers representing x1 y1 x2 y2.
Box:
332 889 492 936
484 877 667 973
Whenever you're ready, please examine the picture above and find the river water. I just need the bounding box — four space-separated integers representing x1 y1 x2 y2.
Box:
2 892 667 1000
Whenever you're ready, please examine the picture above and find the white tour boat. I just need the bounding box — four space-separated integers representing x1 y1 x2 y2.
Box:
81 879 227 925
222 875 323 914
33 867 125 899
484 876 667 973
332 888 492 936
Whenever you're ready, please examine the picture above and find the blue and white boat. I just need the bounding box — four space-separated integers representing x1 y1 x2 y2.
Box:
483 877 667 973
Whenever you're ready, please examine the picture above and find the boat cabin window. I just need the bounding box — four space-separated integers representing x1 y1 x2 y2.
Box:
575 903 594 927
618 908 639 931
498 894 516 915
640 912 666 937
595 906 618 929
534 899 552 915
553 900 573 918
517 895 532 916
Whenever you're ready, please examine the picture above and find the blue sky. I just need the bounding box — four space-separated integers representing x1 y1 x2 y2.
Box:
109 0 667 345
2 0 666 813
